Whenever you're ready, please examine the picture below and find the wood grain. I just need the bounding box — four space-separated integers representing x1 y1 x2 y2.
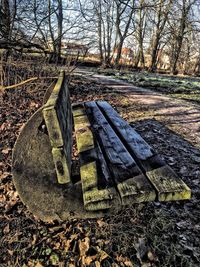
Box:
147 165 191 201
97 101 154 160
43 71 72 184
85 101 156 205
73 105 120 211
97 101 191 201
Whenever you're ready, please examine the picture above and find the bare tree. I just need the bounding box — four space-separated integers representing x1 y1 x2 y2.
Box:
114 0 135 67
168 0 197 74
148 0 173 71
134 0 148 68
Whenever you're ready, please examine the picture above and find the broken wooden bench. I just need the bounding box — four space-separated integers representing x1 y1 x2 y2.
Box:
12 71 191 221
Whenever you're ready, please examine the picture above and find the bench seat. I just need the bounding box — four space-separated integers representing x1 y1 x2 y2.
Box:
73 101 191 211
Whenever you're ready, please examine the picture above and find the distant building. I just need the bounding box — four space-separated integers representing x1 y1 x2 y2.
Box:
86 53 101 62
144 49 170 69
48 40 88 56
113 47 134 64
61 42 88 56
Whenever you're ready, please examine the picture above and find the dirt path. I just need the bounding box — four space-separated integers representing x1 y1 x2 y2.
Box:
76 70 200 148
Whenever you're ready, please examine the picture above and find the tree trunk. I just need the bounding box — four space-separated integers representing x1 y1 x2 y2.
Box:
114 39 123 68
149 37 159 72
57 0 63 61
1 0 11 61
48 0 56 62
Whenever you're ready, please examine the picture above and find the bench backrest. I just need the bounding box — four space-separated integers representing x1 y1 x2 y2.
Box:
43 71 72 184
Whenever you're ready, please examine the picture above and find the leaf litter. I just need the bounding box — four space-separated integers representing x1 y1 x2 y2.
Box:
0 75 200 267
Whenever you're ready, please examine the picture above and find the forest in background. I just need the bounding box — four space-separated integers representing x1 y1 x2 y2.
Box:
0 0 200 75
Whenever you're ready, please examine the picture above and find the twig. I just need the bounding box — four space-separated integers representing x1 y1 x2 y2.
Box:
1 77 57 90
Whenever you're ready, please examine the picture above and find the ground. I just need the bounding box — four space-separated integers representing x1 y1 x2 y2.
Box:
0 70 200 267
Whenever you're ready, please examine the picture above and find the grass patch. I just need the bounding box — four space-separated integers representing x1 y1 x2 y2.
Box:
92 68 200 104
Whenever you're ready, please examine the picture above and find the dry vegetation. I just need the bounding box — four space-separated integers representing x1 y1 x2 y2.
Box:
0 62 200 266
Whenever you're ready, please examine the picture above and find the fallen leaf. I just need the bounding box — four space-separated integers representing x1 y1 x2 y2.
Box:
124 260 135 267
98 249 109 262
30 102 39 108
2 148 11 154
5 198 18 212
94 261 101 267
35 262 44 267
0 122 7 131
97 219 106 227
32 235 37 246
8 249 14 256
53 242 61 250
141 263 151 267
81 255 96 266
147 251 156 262
3 224 10 234
65 234 78 252
79 237 90 256
0 171 10 180
77 223 84 233
0 195 6 206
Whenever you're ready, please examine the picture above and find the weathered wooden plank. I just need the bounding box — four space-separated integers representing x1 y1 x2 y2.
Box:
43 71 72 147
147 165 191 201
80 161 117 211
72 105 120 211
43 71 65 108
84 101 156 205
43 106 63 147
97 101 154 160
43 71 72 184
97 101 191 201
43 80 57 105
73 105 94 153
52 148 70 184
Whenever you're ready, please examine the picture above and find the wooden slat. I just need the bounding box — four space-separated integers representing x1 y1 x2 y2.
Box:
73 104 94 153
97 101 153 160
43 71 65 147
72 105 120 211
43 71 72 184
147 166 191 201
97 101 191 201
80 162 117 211
84 101 156 205
43 106 63 147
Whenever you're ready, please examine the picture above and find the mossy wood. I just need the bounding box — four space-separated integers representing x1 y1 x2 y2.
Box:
12 108 106 221
146 166 191 201
12 71 191 221
43 71 72 184
72 104 121 211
